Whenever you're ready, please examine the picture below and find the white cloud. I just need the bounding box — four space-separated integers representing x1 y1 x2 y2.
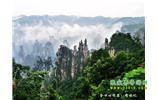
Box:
14 23 123 52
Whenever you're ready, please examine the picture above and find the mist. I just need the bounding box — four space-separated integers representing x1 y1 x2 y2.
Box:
13 22 123 55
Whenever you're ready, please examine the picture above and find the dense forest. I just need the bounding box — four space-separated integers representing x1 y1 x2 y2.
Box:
13 32 145 100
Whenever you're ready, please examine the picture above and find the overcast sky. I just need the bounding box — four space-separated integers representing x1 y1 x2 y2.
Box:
14 0 144 17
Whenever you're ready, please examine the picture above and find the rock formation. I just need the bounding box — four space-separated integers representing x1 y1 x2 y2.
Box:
55 39 89 80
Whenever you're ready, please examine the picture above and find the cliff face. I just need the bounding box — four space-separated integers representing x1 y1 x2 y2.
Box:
55 39 89 81
55 45 72 81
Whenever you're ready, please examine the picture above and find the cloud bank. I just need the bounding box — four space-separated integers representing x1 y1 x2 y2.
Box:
13 23 123 54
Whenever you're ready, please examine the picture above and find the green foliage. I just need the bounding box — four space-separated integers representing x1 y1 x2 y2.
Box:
13 60 63 100
71 77 91 99
14 70 48 99
124 67 145 80
13 32 145 100
78 32 145 99
84 58 114 85
90 80 110 100
89 48 109 66
13 59 30 80
110 32 142 52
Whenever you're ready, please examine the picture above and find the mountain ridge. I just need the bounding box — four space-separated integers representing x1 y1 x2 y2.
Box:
13 15 144 26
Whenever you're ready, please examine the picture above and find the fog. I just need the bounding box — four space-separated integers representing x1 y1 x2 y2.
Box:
13 22 123 55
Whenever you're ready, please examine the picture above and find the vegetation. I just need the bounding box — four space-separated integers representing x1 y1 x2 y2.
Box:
13 32 145 100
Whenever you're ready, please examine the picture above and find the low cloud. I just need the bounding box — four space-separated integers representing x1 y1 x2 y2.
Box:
13 22 123 54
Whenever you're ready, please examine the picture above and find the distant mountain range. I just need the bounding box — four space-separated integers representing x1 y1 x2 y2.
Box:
13 15 144 26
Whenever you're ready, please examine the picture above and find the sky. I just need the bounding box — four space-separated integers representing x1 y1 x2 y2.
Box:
14 0 144 17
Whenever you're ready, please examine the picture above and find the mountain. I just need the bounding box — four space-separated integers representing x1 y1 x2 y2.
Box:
13 15 144 26
121 23 145 35
112 17 144 25
13 15 145 67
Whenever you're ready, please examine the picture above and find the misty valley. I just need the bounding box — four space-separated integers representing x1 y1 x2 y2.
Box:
13 15 145 100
